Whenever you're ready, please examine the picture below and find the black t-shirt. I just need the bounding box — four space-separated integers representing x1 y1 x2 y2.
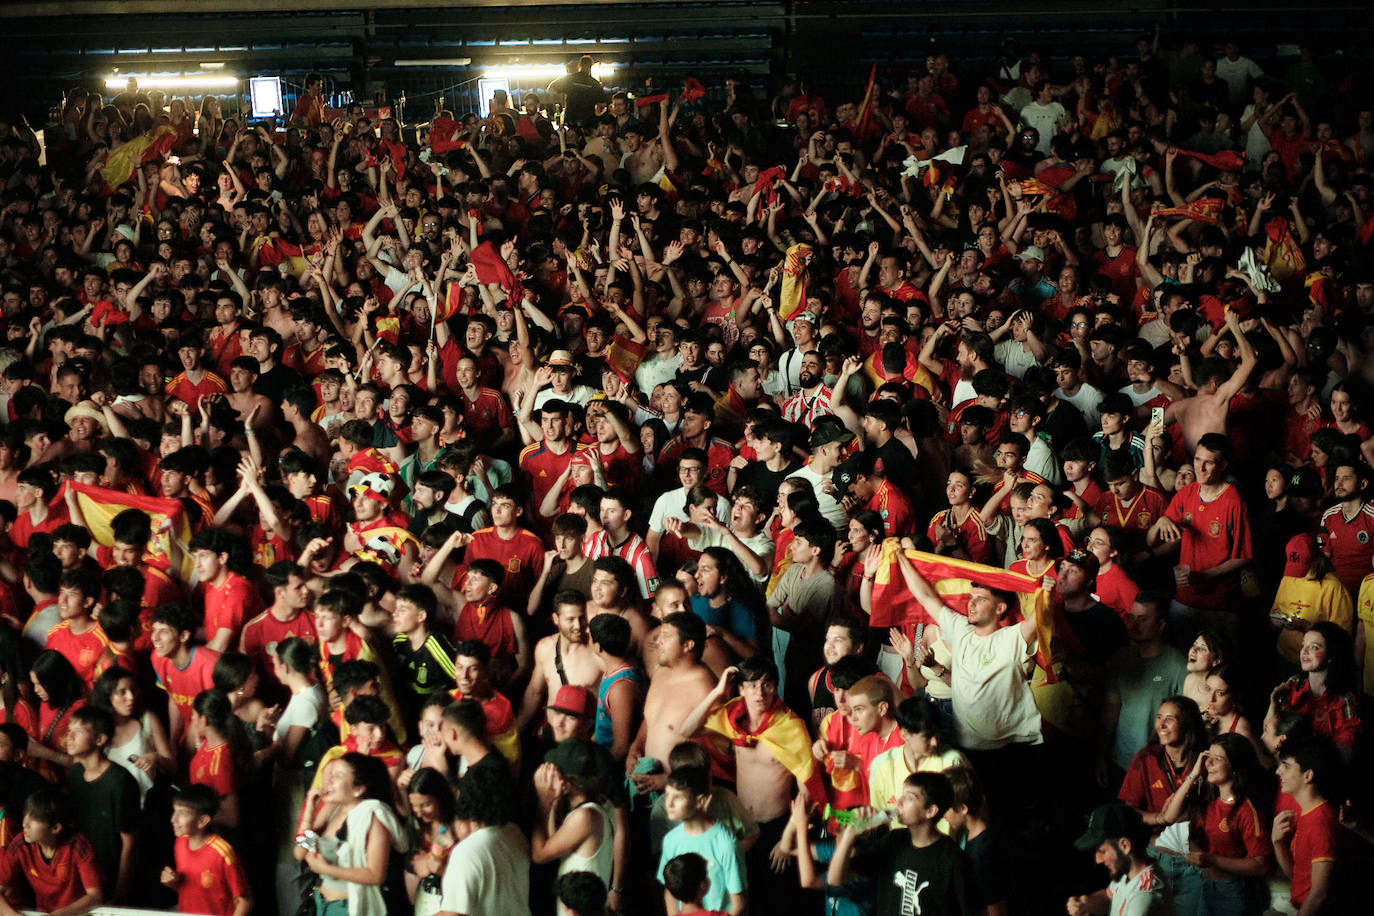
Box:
66 761 139 889
855 831 974 916
1064 600 1129 661
734 458 801 512
963 827 1007 910
253 361 304 402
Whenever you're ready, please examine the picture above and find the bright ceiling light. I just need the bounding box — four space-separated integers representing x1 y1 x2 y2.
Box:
199 62 226 70
104 74 240 90
394 58 472 67
480 62 616 80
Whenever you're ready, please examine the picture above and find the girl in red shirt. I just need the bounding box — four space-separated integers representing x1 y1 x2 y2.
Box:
1160 733 1271 916
1009 517 1063 583
1266 622 1362 751
189 689 247 832
28 649 86 775
927 469 993 564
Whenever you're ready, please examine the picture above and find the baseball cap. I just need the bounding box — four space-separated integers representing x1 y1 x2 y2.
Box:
809 420 856 451
544 737 598 777
790 310 819 327
831 456 861 498
1286 466 1322 501
1283 533 1317 579
1061 549 1100 580
548 685 594 718
1014 245 1046 262
1074 802 1146 851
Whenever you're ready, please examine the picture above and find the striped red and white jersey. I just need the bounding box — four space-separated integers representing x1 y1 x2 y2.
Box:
584 529 660 598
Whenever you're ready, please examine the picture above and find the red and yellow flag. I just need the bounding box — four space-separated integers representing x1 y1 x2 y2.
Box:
1155 198 1224 225
604 334 649 383
869 540 1064 683
99 125 176 190
61 480 194 581
855 64 878 138
705 697 828 803
777 242 813 321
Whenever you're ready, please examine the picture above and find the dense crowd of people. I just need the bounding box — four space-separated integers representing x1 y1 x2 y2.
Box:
0 25 1373 916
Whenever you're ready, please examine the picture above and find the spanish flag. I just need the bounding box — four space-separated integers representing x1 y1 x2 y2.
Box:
61 480 194 582
99 125 177 190
869 539 1063 684
1154 197 1224 225
255 237 311 278
436 279 466 323
854 64 878 138
777 243 813 321
705 696 828 803
604 334 649 383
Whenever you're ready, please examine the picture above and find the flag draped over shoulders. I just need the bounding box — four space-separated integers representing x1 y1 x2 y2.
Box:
705 696 828 802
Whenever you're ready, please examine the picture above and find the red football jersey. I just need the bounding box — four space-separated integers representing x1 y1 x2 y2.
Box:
1164 482 1252 610
173 834 250 916
0 833 102 911
190 740 238 799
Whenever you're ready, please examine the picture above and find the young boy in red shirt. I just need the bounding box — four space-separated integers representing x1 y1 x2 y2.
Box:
44 568 109 688
161 784 252 916
0 788 103 916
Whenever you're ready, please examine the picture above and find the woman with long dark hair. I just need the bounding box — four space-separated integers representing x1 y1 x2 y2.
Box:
1159 732 1271 915
300 752 408 916
404 767 457 910
89 665 175 805
189 688 251 831
27 650 86 771
1266 621 1361 754
1117 695 1209 915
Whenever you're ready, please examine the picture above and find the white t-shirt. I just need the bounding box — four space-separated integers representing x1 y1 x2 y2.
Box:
1019 101 1066 154
787 461 848 530
935 605 1043 750
994 339 1041 379
440 823 532 916
1107 863 1174 915
690 525 775 584
648 486 730 532
1025 435 1063 486
1118 383 1162 409
534 384 598 409
275 684 326 744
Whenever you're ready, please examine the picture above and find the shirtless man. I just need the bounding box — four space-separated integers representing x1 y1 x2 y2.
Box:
587 556 651 655
1163 309 1255 455
642 581 690 675
515 590 602 733
626 611 716 795
680 657 817 848
622 98 679 186
223 356 274 432
281 386 331 464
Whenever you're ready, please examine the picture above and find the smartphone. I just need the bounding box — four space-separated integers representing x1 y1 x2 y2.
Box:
166 155 182 165
1151 406 1164 428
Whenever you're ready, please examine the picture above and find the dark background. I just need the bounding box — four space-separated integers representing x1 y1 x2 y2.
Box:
2 1 1371 126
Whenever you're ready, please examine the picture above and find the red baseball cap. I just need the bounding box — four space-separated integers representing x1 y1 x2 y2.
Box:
549 685 594 718
1283 533 1316 579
